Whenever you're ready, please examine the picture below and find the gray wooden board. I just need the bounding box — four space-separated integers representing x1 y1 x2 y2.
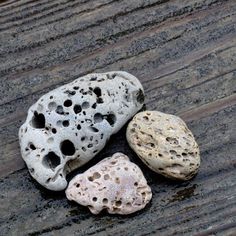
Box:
0 0 235 235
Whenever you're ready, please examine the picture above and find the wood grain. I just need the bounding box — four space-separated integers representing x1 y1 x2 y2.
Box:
0 0 235 235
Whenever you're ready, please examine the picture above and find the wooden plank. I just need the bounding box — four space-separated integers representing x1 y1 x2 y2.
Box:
0 0 235 235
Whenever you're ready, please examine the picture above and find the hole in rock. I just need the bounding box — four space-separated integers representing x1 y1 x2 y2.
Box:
92 103 97 109
97 97 103 104
115 200 122 207
52 128 57 134
94 113 103 123
56 105 65 115
136 89 145 103
170 150 177 155
104 174 110 180
147 143 155 148
56 120 62 127
62 120 69 127
171 163 183 168
43 152 61 170
47 137 54 143
31 112 45 128
90 76 97 81
82 101 89 109
89 126 99 133
48 102 57 111
64 100 72 107
115 177 120 184
104 114 116 126
74 105 82 114
64 90 76 96
166 137 179 145
92 197 97 202
77 124 81 130
93 172 101 179
29 143 36 150
102 198 108 204
130 128 135 133
93 87 101 97
85 119 91 123
107 73 116 80
60 140 75 156
81 136 86 141
88 172 101 181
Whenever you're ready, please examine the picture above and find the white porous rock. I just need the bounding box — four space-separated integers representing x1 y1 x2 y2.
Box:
66 153 152 215
126 111 200 180
19 71 144 191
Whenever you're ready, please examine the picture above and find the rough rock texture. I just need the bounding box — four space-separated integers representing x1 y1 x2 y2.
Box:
126 111 200 180
66 153 152 215
19 71 144 191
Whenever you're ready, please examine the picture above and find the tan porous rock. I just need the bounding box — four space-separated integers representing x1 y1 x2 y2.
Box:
66 153 152 215
19 71 144 191
126 111 200 180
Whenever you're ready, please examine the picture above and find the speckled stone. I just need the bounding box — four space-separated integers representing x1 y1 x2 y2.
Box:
126 111 200 180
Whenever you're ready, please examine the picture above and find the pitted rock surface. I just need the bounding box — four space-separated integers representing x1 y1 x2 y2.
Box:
19 71 144 191
126 111 200 180
66 153 152 215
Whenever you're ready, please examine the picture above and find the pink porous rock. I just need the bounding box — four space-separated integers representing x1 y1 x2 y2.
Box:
66 153 152 215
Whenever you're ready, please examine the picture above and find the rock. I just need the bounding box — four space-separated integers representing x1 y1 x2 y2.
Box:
66 153 152 215
126 111 200 180
19 71 144 191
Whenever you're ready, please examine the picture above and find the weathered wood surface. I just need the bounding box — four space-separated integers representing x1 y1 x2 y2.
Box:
0 0 236 235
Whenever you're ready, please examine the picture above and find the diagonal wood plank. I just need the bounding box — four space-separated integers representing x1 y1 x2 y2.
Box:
0 0 235 235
